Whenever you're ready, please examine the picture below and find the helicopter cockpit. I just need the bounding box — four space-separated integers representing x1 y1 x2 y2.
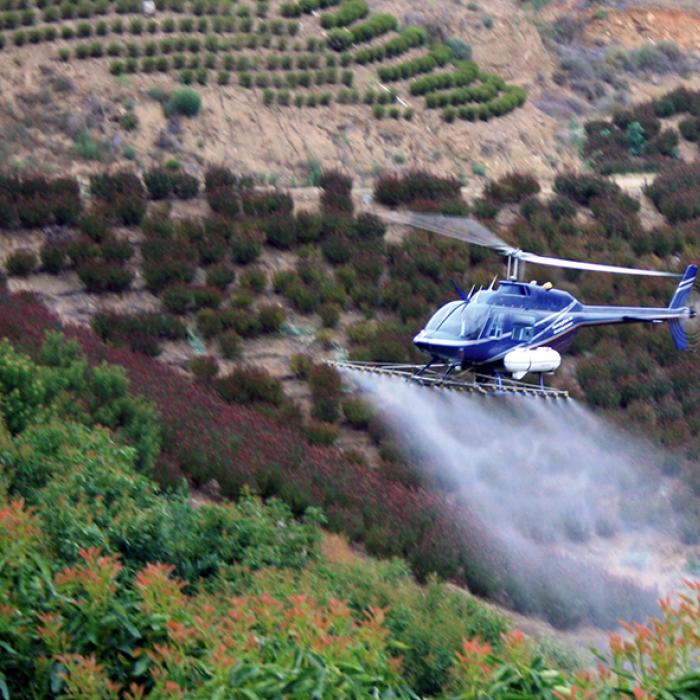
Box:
423 301 491 341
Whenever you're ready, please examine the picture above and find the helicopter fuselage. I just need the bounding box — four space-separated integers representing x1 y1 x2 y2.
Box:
414 278 694 373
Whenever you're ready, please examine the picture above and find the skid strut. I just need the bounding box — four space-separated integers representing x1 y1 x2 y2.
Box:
326 361 569 399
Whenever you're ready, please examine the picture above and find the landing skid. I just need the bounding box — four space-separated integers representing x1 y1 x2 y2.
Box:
327 361 569 399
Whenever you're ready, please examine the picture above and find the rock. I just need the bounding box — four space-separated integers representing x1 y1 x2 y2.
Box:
155 128 180 151
111 131 123 150
42 225 72 243
167 118 182 135
64 113 86 137
85 93 106 129
403 11 425 28
142 0 156 15
200 479 222 501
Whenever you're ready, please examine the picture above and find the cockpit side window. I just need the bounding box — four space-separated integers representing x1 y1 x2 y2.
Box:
513 324 535 342
488 312 504 338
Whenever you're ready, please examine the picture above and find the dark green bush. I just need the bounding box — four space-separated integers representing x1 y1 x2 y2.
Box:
5 249 36 276
218 329 242 359
214 365 285 405
77 260 133 293
100 236 134 263
342 395 374 429
189 354 220 383
309 363 341 422
320 0 368 29
191 285 224 310
92 311 186 355
144 167 173 199
40 242 67 274
485 172 540 204
239 267 267 292
171 172 199 199
319 302 340 328
143 257 196 293
257 303 286 333
206 263 235 289
231 229 263 264
220 306 261 338
161 284 192 314
189 295 218 329
305 419 339 445
295 210 323 242
264 215 297 248
165 87 202 117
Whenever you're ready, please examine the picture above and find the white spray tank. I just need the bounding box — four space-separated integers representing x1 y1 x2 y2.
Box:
503 347 561 380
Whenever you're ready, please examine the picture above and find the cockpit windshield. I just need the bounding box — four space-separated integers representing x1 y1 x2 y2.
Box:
424 302 490 340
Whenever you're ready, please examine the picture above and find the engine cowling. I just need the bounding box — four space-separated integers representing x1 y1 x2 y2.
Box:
504 347 561 380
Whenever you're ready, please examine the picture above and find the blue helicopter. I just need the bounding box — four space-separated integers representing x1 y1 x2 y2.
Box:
336 212 698 397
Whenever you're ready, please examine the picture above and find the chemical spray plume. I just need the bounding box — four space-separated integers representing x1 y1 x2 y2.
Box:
350 373 692 630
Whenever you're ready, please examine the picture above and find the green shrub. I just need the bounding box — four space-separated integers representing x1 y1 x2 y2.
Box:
285 279 320 313
239 267 267 293
214 365 285 405
309 363 341 422
290 352 314 379
206 263 235 289
319 301 340 328
144 167 172 199
5 249 36 276
165 87 202 117
305 419 339 445
320 0 368 29
219 306 261 338
264 215 297 248
196 308 223 339
161 284 192 314
191 285 224 310
100 236 134 263
342 395 373 428
258 303 286 333
77 260 133 293
218 329 242 359
171 172 199 199
40 242 67 274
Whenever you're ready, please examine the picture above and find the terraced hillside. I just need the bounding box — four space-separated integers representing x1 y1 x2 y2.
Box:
0 0 569 181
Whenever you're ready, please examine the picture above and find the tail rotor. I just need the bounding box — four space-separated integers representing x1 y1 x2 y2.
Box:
680 283 700 350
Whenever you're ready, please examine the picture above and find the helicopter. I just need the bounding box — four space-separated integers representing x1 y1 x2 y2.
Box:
330 212 698 398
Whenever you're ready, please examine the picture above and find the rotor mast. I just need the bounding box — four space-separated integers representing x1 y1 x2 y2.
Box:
507 253 523 281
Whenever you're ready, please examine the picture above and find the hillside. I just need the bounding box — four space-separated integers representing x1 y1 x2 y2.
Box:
0 0 574 181
1 0 700 696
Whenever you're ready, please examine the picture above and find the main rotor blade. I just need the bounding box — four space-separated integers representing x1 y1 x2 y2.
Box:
379 210 682 278
516 252 682 278
378 211 516 255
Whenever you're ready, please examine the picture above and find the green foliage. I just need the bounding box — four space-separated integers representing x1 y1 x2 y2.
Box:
342 395 374 429
5 249 36 276
305 419 339 445
626 120 646 156
165 86 202 117
215 365 285 406
320 0 368 29
258 303 286 333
